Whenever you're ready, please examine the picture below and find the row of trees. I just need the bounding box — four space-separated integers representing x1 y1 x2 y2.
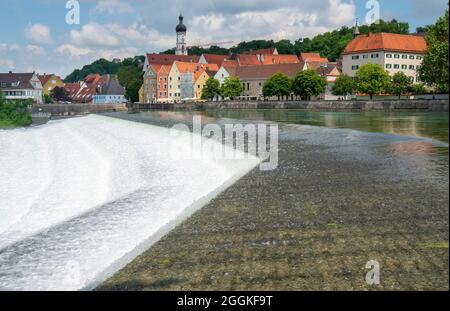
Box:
332 64 422 100
201 69 328 100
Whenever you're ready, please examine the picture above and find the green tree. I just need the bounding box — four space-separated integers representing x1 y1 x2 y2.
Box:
0 90 5 104
409 83 428 95
355 63 391 100
419 10 449 93
201 78 221 100
51 86 70 102
221 76 244 99
332 75 356 98
117 66 143 102
262 73 292 99
43 94 53 104
125 79 141 103
291 69 327 100
388 72 412 99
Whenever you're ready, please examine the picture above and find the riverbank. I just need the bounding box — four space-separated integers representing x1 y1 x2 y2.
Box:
128 99 449 112
98 111 449 291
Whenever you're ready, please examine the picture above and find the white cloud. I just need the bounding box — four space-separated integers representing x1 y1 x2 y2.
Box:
24 23 52 44
93 0 134 14
0 59 15 70
56 44 94 57
70 23 122 48
26 45 46 56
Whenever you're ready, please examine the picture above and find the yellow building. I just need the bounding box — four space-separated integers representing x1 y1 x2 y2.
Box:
194 70 210 99
38 74 65 96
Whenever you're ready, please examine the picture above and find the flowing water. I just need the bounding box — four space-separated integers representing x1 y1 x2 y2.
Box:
0 115 259 290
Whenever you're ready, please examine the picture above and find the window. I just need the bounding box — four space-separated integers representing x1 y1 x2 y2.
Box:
394 64 400 69
352 55 359 60
351 65 359 70
416 65 421 70
409 65 415 70
416 76 421 82
386 54 392 58
409 55 415 60
417 56 423 60
247 83 250 90
371 53 379 58
394 54 400 59
386 64 392 69
402 65 407 69
363 55 369 59
402 55 408 59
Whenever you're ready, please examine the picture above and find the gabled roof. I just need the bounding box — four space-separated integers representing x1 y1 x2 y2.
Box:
201 54 230 67
97 75 125 95
343 32 427 55
234 63 304 80
174 62 219 74
246 48 279 55
0 72 36 89
315 63 341 77
236 54 262 66
261 55 300 65
37 74 55 86
146 53 200 66
300 53 329 63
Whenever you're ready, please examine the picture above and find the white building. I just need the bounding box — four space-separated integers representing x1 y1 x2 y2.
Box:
341 32 427 83
0 72 43 103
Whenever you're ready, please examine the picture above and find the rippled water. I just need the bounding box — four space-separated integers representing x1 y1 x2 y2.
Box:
0 115 260 290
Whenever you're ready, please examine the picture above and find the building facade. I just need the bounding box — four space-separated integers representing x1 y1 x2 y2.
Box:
37 74 64 96
234 63 304 100
92 75 126 104
0 72 43 103
342 32 427 83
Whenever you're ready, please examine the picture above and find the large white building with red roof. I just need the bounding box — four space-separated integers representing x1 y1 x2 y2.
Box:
341 32 427 83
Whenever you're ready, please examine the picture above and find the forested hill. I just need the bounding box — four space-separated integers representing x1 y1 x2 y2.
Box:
65 19 412 82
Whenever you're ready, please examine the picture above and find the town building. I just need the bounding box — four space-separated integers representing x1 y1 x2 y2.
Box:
341 32 427 83
235 53 300 66
0 72 43 103
168 61 218 101
233 63 304 100
92 74 126 104
38 74 64 96
142 64 172 103
214 63 238 85
315 63 342 100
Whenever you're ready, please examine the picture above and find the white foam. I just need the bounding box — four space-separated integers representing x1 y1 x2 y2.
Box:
0 115 260 290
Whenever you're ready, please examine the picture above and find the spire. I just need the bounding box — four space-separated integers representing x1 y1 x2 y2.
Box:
176 12 187 33
353 18 361 38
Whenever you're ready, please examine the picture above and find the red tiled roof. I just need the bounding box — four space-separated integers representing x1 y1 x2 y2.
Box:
37 74 54 86
146 53 200 65
236 54 262 66
261 55 300 65
300 53 329 63
246 48 278 55
174 62 219 74
234 63 304 80
343 32 427 54
201 54 230 67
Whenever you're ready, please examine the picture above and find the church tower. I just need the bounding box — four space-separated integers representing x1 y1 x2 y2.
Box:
176 14 188 55
353 18 361 38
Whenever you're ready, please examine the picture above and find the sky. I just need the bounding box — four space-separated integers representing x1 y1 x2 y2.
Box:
0 0 447 78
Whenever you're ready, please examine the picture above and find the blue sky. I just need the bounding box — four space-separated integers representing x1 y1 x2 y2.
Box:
0 0 447 77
